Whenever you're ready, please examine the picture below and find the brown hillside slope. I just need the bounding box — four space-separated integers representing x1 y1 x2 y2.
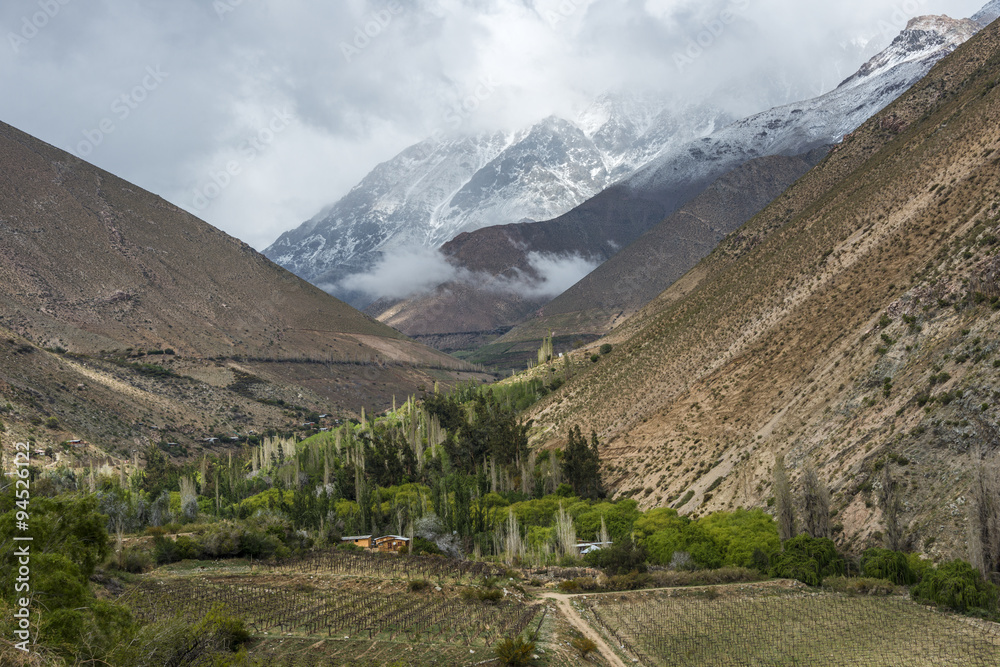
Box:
0 121 486 459
527 21 1000 560
477 152 824 368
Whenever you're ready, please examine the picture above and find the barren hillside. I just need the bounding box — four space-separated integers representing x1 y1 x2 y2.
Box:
0 121 487 462
526 20 1000 560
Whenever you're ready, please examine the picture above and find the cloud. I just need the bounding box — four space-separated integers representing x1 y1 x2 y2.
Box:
336 247 462 301
0 0 988 252
491 252 602 299
336 245 600 303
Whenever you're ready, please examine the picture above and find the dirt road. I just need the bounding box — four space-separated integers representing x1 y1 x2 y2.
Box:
539 591 629 667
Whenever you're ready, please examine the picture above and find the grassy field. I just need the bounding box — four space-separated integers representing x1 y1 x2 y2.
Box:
580 585 1000 666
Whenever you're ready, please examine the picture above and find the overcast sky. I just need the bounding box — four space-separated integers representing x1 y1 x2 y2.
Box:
0 0 987 250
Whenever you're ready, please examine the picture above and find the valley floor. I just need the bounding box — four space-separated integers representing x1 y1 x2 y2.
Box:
116 554 1000 666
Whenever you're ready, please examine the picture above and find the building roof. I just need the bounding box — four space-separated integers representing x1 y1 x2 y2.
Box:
341 535 372 540
374 535 410 542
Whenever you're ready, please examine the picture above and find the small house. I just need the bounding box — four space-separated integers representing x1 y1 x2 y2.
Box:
341 535 373 548
372 535 410 553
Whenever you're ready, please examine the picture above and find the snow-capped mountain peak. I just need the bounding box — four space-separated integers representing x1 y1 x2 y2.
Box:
839 15 979 90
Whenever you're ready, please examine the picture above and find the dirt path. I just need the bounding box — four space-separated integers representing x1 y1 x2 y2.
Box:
539 592 628 667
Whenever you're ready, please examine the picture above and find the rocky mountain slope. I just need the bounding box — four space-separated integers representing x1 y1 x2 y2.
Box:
373 15 979 368
522 20 1000 561
478 151 825 365
0 120 487 462
973 0 1000 26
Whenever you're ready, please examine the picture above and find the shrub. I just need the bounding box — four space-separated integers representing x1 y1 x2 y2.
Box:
906 553 932 583
408 579 429 592
152 534 201 564
557 579 580 593
911 560 998 615
45 416 59 429
410 536 442 556
599 344 612 355
605 572 651 590
584 540 647 575
824 576 896 596
647 567 762 588
769 535 844 586
494 634 535 666
572 576 600 591
201 606 252 652
478 588 503 603
570 636 597 658
860 548 916 585
114 546 154 574
590 354 600 363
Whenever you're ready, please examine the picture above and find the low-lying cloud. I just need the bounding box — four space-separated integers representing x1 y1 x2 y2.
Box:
336 246 601 304
337 247 462 301
493 251 601 299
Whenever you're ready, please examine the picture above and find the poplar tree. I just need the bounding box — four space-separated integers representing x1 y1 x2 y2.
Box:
801 463 830 539
773 453 795 541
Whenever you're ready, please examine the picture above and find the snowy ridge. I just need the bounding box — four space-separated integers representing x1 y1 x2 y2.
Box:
628 15 979 196
838 15 978 89
972 0 1000 26
264 95 731 304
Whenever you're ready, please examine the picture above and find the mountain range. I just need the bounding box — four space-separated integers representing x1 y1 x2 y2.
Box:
365 14 981 369
263 95 734 307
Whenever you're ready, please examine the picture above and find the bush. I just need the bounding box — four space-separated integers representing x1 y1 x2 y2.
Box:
906 553 932 583
494 635 535 666
599 344 612 355
911 560 998 615
571 636 597 658
410 536 442 556
408 579 429 592
590 354 600 363
647 567 762 588
114 546 154 574
769 535 844 586
860 548 916 585
605 572 651 590
152 534 201 564
463 581 504 603
824 576 896 596
478 588 503 603
557 579 579 593
584 540 647 575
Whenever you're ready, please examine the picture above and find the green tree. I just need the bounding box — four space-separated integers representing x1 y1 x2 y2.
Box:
911 560 998 615
455 391 530 472
769 534 843 586
698 509 781 569
562 426 603 499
